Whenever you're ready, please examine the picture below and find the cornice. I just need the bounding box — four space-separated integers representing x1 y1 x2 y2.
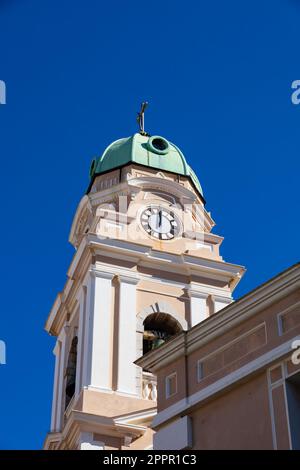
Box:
188 282 231 299
89 266 115 280
117 273 140 285
87 235 245 281
202 232 222 244
187 287 208 299
184 231 224 246
62 409 151 443
45 293 62 333
88 234 150 259
213 295 232 304
183 253 245 276
43 431 62 449
92 262 140 284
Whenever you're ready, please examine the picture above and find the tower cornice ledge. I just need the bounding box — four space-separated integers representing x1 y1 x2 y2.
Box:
87 234 245 281
45 234 244 335
45 408 156 450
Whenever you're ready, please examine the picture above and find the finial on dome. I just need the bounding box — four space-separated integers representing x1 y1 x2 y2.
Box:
137 101 149 136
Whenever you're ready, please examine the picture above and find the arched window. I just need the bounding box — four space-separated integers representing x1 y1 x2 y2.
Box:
143 313 182 355
65 336 78 409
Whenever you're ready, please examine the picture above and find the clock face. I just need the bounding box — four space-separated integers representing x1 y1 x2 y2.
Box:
140 207 180 240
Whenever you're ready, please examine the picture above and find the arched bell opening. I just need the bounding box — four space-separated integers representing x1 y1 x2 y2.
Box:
65 336 78 410
143 312 182 355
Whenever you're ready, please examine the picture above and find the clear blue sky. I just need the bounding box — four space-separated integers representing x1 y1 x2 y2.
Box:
0 0 299 449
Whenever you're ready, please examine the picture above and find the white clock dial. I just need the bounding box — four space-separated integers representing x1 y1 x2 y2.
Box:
140 207 180 240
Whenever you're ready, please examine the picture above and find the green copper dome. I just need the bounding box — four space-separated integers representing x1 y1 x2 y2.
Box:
88 133 203 197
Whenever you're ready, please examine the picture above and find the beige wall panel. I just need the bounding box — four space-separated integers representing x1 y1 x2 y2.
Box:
187 294 300 397
81 389 155 417
137 291 188 321
191 373 273 449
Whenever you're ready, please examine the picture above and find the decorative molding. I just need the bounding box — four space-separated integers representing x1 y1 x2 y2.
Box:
118 273 140 285
187 287 208 300
69 195 93 249
188 282 231 299
213 295 232 303
89 267 115 280
128 176 197 201
93 262 141 284
87 385 113 394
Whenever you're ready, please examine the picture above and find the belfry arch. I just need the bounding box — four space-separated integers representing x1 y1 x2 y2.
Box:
136 302 187 358
143 312 183 354
137 301 188 332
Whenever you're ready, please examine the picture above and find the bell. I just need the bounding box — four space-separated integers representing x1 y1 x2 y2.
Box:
152 337 165 350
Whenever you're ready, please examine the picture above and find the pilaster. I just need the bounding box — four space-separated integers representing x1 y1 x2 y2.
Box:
83 269 114 391
188 285 208 326
117 273 140 396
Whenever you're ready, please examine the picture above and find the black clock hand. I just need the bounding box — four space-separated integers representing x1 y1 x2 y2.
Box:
158 210 162 227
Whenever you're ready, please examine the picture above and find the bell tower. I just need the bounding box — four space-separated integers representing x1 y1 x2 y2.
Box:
44 119 244 450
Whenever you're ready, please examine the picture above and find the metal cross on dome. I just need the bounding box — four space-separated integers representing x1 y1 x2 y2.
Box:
137 101 149 136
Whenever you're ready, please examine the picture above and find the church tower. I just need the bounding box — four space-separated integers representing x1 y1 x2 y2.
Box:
44 110 244 450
